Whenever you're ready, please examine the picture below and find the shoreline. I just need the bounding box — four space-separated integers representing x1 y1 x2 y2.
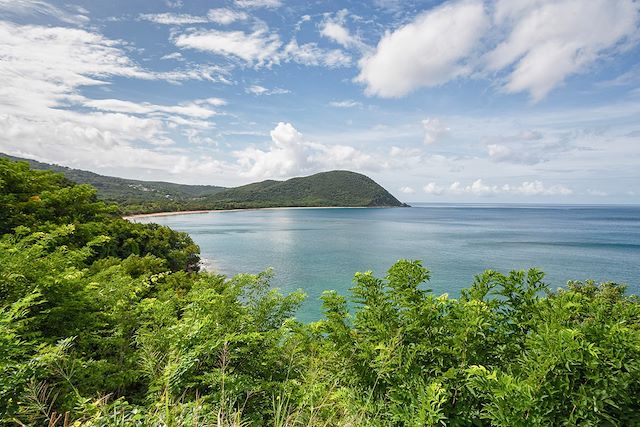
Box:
123 205 382 220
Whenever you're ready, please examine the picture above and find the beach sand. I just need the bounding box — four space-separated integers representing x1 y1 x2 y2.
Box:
123 206 373 220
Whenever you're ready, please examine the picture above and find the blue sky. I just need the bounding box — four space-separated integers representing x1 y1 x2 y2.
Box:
0 0 639 203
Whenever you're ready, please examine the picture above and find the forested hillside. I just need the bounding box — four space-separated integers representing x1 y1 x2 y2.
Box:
0 154 225 213
202 170 406 209
1 154 406 214
1 157 639 426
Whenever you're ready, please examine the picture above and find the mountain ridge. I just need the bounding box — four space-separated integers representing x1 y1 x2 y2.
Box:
1 154 408 213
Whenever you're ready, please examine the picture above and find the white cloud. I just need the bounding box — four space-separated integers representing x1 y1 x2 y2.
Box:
139 13 209 25
246 85 268 95
196 97 227 106
321 22 353 46
399 186 416 194
358 0 640 100
0 20 232 181
155 65 231 84
246 84 290 95
423 182 445 195
235 0 282 8
139 9 248 26
0 21 149 114
320 10 367 51
329 100 361 108
83 98 221 119
356 0 489 97
207 8 248 25
283 39 352 68
423 179 572 197
510 181 573 196
487 0 640 101
233 123 310 178
161 52 184 61
487 144 511 160
422 118 449 144
173 25 351 69
233 122 378 178
0 0 89 24
174 28 282 66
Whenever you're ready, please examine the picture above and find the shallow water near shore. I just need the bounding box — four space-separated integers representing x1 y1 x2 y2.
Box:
132 204 640 322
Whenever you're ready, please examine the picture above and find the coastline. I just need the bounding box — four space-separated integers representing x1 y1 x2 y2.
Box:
123 205 380 220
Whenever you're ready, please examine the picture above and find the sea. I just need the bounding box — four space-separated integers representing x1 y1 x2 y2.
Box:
132 204 640 322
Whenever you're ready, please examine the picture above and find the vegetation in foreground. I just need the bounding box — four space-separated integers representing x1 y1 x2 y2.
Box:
1 154 407 215
1 157 639 426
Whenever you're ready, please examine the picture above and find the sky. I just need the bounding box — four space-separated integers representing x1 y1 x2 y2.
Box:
0 0 639 204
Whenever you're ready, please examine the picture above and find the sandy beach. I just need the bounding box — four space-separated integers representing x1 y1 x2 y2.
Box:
123 209 225 220
122 206 374 220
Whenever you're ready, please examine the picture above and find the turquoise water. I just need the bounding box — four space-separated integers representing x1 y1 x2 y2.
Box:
133 204 640 321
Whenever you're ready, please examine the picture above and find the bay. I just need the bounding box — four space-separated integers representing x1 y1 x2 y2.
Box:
132 204 640 322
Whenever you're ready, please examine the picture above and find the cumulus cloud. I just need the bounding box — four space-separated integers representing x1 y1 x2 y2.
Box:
357 0 640 100
487 0 640 101
320 10 368 51
422 118 449 144
423 182 444 195
512 181 572 196
399 186 416 194
357 0 489 97
232 122 378 178
423 179 572 196
321 22 355 46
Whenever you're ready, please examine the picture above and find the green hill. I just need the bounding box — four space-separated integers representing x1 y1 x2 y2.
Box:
205 170 406 208
0 154 225 207
1 154 407 213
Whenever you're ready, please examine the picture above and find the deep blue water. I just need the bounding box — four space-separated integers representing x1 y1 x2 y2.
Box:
133 204 640 321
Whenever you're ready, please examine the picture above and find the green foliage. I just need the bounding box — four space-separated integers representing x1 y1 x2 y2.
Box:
0 158 200 272
313 261 640 426
0 227 304 425
0 158 113 234
1 157 638 426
